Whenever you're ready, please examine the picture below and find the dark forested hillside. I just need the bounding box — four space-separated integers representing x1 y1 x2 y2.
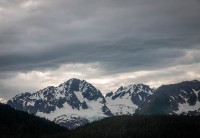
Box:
48 115 200 138
1 103 200 138
0 103 67 138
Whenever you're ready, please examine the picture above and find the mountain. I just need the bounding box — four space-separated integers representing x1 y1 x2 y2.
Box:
7 79 200 129
105 84 154 115
0 103 67 138
8 78 112 129
138 80 200 115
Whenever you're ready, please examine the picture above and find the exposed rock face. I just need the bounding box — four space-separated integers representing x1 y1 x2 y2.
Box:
138 80 200 115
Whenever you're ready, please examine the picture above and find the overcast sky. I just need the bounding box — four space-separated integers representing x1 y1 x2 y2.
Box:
0 0 200 102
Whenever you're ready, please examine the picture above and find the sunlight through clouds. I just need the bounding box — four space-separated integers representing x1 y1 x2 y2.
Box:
0 97 6 103
21 0 39 8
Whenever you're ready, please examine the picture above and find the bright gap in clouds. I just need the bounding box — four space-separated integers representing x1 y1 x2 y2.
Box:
21 0 38 8
0 98 6 103
1 63 200 101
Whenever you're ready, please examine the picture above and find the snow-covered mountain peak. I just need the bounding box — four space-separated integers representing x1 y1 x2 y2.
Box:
105 83 154 116
57 78 103 101
7 78 112 129
112 83 154 99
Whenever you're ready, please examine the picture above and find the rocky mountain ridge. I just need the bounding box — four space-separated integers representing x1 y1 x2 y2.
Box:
8 79 200 129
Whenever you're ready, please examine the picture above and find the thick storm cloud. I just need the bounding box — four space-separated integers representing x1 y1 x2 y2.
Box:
0 0 200 101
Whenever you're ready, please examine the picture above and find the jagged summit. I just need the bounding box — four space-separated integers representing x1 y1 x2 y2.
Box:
114 83 153 95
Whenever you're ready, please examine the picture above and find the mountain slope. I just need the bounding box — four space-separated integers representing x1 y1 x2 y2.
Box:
138 80 200 115
0 103 67 138
8 78 112 129
53 114 89 130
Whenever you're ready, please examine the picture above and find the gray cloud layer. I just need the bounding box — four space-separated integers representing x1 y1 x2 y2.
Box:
0 0 200 100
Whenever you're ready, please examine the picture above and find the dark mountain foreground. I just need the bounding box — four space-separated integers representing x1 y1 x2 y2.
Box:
48 115 200 138
1 103 200 138
0 103 67 138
